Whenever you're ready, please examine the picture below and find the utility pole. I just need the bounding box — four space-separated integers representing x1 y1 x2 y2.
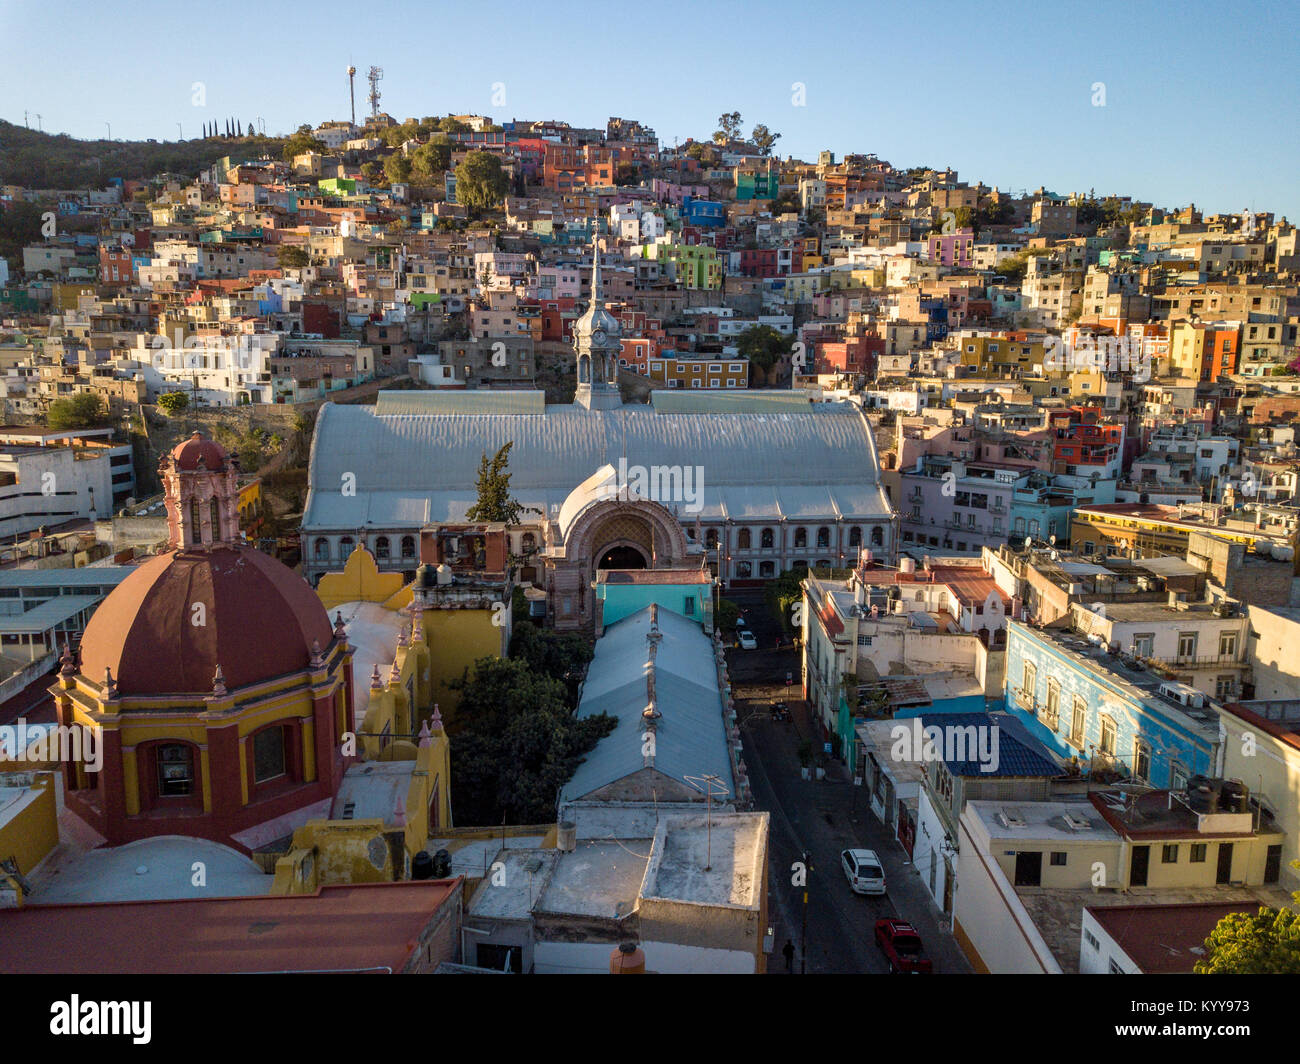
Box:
105 122 111 141
800 848 812 974
177 122 183 141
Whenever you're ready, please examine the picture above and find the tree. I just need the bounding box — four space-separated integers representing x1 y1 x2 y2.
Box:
509 621 594 700
247 123 255 138
46 393 107 430
751 123 781 156
1196 870 1300 974
383 151 412 185
466 442 536 525
277 245 309 269
614 162 641 186
737 324 794 377
454 151 509 216
156 391 189 415
411 136 453 180
448 655 615 824
714 111 743 144
438 117 471 135
360 160 383 185
281 129 327 161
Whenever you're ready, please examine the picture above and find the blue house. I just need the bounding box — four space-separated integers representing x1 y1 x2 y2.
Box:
595 568 714 632
680 196 725 229
1004 620 1221 788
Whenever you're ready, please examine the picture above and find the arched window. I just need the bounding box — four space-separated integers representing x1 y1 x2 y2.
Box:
706 529 719 549
521 532 536 553
816 526 830 548
314 537 329 560
794 528 807 549
761 528 774 548
759 560 775 577
189 499 201 544
736 560 752 578
849 526 862 547
871 526 884 547
340 536 354 555
376 536 390 559
209 497 221 541
401 535 416 559
738 528 751 549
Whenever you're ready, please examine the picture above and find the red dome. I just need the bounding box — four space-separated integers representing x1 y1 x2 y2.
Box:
169 432 230 472
79 547 335 697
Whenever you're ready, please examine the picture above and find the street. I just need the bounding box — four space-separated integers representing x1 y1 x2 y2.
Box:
724 589 972 975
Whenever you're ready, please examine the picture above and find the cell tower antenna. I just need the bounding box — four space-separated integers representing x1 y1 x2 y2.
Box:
347 65 357 128
367 66 383 120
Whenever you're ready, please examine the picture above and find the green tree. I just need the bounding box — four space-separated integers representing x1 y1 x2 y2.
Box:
1195 871 1300 974
614 162 641 186
716 598 741 632
361 160 383 185
751 123 781 156
765 568 805 636
509 621 594 700
737 324 794 376
46 393 107 430
383 152 413 185
281 128 327 161
714 111 743 144
466 442 536 525
454 151 509 216
448 656 615 824
411 136 453 180
438 117 471 135
156 391 189 415
685 142 719 167
277 245 309 269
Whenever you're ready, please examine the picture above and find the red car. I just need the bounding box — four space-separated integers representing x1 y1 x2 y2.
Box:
874 918 933 974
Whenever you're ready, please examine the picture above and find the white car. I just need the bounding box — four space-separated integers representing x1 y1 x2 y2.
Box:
738 630 758 650
841 848 886 895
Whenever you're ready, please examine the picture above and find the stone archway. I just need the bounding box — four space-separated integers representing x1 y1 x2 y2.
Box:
598 544 647 569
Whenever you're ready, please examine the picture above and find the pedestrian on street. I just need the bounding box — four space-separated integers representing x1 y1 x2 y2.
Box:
782 938 795 972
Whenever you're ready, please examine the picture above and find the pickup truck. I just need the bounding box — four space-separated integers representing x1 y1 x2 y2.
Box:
874 918 933 974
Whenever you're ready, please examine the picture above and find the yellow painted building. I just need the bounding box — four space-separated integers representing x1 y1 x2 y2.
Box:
645 355 749 390
956 335 1049 378
0 772 59 891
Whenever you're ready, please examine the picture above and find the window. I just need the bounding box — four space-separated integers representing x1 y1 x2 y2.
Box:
314 537 329 560
340 536 354 556
795 528 807 549
871 526 883 547
1108 958 1126 975
253 727 287 784
761 528 774 549
157 744 194 797
1069 696 1085 746
402 535 417 559
1022 662 1037 704
375 536 390 560
1134 740 1151 782
816 527 830 548
848 526 862 547
683 597 694 616
1132 633 1154 657
1050 852 1067 866
857 635 873 646
1084 929 1100 950
1043 679 1060 729
1190 844 1207 863
1162 844 1179 864
1177 632 1198 660
189 498 202 543
1219 631 1237 658
738 528 751 549
1099 717 1116 756
706 529 719 549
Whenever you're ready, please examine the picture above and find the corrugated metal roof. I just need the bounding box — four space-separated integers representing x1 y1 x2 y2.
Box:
563 606 733 802
304 399 890 530
649 390 819 414
373 390 546 416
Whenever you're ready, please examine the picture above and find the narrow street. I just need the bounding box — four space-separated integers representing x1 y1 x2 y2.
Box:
723 590 972 975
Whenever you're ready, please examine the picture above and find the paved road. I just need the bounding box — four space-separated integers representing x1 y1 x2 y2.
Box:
723 592 972 975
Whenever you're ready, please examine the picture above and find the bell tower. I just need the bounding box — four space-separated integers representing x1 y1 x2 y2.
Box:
159 432 243 551
573 235 623 410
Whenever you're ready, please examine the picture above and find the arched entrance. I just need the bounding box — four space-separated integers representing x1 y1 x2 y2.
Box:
598 545 647 569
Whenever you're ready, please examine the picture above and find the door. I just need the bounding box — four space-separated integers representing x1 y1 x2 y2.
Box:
1265 844 1282 884
1130 845 1149 887
1216 843 1234 885
1014 851 1042 887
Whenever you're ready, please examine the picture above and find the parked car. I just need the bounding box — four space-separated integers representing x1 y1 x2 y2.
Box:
840 848 886 895
874 918 933 974
738 630 758 650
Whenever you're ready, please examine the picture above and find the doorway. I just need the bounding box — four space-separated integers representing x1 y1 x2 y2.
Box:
1014 851 1043 887
1216 843 1234 885
597 545 646 569
1130 845 1149 887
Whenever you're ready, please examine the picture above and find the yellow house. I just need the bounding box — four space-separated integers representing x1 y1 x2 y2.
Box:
0 772 59 894
1219 702 1300 892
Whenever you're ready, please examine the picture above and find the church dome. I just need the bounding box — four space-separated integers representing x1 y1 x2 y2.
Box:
79 546 334 697
77 431 334 697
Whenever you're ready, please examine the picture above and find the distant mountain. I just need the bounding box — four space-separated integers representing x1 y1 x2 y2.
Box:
0 120 285 190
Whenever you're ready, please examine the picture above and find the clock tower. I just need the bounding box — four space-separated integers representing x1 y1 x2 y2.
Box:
573 235 623 411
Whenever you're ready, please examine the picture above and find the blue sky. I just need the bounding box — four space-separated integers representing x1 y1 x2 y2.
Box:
3 0 1297 218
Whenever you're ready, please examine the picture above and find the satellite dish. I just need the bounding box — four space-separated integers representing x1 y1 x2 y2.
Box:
1049 534 1057 546
1024 536 1033 548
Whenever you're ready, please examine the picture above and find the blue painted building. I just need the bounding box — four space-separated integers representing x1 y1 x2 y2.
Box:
1009 473 1117 543
595 568 714 631
680 196 726 229
1004 620 1221 788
